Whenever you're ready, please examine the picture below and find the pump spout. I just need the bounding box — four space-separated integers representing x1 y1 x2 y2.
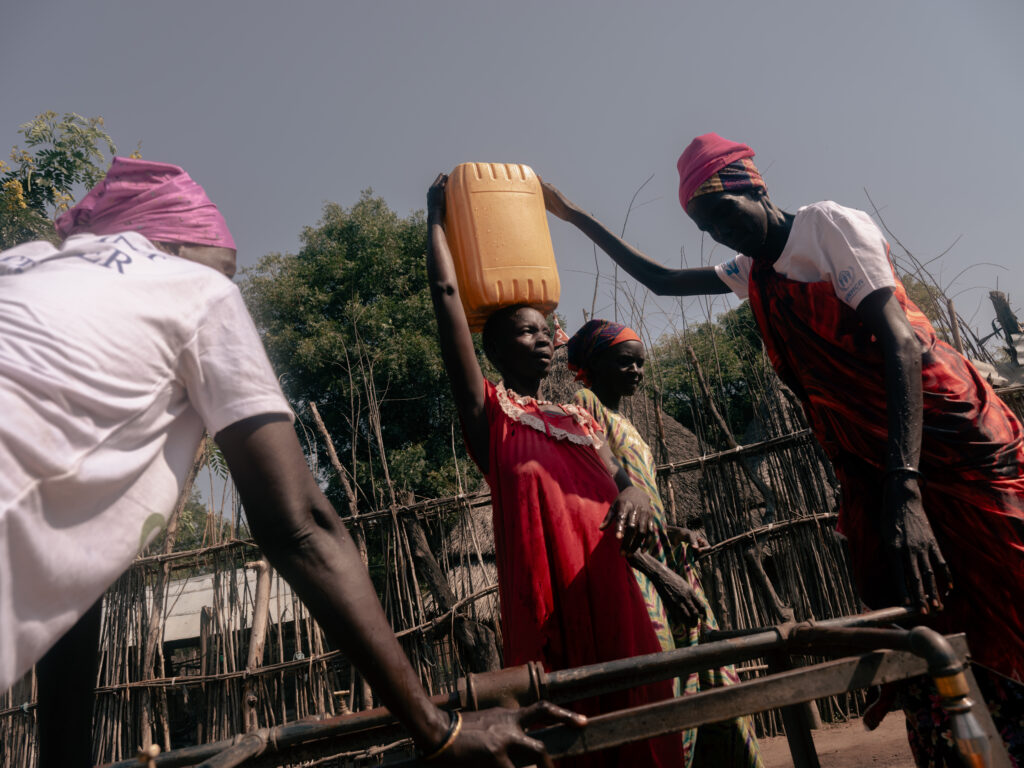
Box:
906 627 992 768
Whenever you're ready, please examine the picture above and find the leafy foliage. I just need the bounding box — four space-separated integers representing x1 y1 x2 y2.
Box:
1 111 119 249
652 301 766 438
3 112 117 214
900 272 951 343
241 191 474 508
148 487 247 554
205 438 231 480
0 178 56 248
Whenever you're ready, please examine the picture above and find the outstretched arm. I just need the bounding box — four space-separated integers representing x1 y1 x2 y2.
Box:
541 181 729 297
426 174 490 472
856 287 951 614
217 414 583 767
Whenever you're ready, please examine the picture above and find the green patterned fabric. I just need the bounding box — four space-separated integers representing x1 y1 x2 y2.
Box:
574 388 764 768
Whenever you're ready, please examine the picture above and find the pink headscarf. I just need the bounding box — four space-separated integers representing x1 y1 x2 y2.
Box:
676 133 756 211
55 157 235 249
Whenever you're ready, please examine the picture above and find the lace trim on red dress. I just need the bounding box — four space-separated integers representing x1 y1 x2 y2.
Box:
495 382 603 449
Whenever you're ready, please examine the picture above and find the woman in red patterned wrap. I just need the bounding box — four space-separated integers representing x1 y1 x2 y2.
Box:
540 134 1024 766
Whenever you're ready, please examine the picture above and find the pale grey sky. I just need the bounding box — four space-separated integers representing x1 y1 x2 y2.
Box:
3 0 1022 343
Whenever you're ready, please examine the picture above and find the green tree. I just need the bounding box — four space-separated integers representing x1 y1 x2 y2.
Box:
241 192 472 509
900 272 951 343
652 300 765 438
149 487 237 553
1 111 118 249
0 177 54 248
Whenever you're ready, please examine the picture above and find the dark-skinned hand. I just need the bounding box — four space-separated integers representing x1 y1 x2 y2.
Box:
627 551 706 627
428 173 448 217
665 525 710 555
539 180 577 222
881 475 953 615
601 485 657 554
440 701 587 768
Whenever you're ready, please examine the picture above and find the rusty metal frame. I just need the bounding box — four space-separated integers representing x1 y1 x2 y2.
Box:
501 636 1006 768
100 609 1012 768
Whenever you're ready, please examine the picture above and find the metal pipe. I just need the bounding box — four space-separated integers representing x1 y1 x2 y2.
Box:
195 733 267 768
100 664 543 768
99 609 996 768
907 627 993 768
541 607 913 704
783 623 1000 768
386 634 977 767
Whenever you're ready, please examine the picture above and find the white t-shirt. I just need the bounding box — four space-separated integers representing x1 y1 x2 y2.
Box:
713 201 896 309
0 232 293 690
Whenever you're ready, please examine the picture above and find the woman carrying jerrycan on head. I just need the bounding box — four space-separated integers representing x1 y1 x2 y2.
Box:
426 166 683 768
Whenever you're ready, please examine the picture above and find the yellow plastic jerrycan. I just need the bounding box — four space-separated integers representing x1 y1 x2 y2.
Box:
444 162 560 332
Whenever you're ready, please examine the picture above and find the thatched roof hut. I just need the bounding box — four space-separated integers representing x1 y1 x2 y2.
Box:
441 499 500 623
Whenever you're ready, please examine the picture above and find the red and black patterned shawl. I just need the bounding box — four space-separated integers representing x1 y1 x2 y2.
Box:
748 256 1024 682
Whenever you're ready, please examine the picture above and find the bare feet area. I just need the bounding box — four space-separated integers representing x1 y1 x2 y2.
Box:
757 716 915 767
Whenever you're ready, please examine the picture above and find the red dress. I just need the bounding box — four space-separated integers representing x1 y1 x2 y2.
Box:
748 260 1024 682
468 379 683 767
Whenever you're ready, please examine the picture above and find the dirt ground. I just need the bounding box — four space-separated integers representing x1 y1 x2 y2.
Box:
756 715 916 768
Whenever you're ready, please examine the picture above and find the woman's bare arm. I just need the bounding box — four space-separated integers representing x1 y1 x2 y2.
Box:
857 287 951 613
426 174 490 472
541 181 730 297
218 414 585 766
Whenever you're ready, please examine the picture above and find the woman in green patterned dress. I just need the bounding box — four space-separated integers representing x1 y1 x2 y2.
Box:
567 319 764 768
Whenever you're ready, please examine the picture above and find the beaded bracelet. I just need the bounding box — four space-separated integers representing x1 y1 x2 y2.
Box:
421 710 463 761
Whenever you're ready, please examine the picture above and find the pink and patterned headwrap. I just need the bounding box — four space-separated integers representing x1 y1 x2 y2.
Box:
566 319 642 385
56 157 235 249
677 133 765 212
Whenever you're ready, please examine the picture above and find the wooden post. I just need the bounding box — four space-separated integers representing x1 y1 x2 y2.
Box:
990 291 1022 366
243 558 271 732
198 605 213 745
767 652 823 764
307 400 373 710
405 513 501 673
651 387 679 526
946 298 965 355
307 401 368 565
743 540 795 624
